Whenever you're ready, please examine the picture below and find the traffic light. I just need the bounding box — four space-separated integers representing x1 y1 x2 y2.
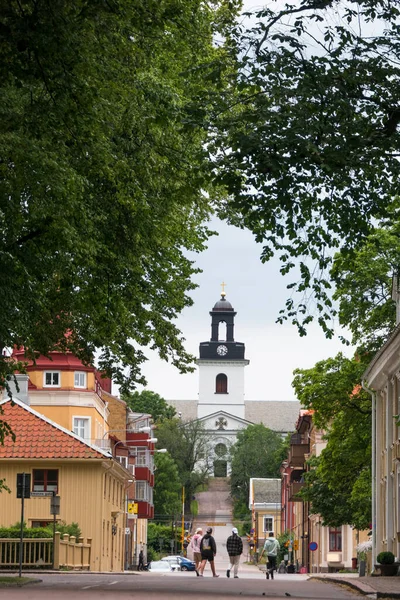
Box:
293 540 299 551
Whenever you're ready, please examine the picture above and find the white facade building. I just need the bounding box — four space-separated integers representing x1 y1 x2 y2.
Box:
167 293 300 476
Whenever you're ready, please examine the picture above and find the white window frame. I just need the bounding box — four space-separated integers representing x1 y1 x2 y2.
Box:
74 371 87 389
73 416 91 440
43 371 61 387
135 481 149 501
117 456 128 469
263 516 274 533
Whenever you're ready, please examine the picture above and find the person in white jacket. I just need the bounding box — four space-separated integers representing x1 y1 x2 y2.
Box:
189 527 203 575
259 532 280 580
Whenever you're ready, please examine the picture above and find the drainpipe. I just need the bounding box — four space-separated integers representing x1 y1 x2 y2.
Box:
361 379 376 569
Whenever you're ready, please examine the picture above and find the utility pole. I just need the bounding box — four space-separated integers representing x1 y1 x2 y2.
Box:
181 486 185 554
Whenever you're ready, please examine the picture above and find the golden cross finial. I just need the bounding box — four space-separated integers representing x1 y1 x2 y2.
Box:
221 281 226 297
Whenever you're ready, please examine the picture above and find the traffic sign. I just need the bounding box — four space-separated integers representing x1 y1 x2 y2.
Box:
309 541 318 551
127 502 138 514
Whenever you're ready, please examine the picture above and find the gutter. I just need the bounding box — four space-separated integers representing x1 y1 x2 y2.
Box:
361 379 376 569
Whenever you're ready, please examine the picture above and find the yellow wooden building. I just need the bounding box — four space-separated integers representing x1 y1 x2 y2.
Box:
0 397 131 571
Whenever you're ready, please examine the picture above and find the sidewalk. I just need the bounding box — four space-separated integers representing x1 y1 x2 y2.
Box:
310 573 400 598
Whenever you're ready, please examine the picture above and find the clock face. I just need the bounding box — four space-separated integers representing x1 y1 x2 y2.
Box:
217 344 228 356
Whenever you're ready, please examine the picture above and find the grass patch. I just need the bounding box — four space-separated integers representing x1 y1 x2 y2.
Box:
0 576 39 587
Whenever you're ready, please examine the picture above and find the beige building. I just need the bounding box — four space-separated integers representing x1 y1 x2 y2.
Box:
0 397 130 571
363 320 400 565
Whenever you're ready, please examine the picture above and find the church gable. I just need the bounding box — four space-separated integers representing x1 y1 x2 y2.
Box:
197 410 251 433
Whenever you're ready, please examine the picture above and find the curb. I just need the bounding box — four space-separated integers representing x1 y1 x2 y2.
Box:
310 576 400 599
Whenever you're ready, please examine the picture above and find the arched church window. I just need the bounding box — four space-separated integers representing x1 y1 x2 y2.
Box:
216 373 228 394
214 443 227 457
218 320 227 341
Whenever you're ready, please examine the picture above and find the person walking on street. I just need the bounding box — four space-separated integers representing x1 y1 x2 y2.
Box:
138 549 145 571
226 527 243 578
259 531 280 580
199 527 219 577
189 527 203 576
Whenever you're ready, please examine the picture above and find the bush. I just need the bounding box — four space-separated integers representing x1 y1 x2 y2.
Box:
377 551 395 565
0 527 52 539
47 521 81 539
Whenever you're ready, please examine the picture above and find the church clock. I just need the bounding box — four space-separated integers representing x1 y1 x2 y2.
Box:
217 344 228 356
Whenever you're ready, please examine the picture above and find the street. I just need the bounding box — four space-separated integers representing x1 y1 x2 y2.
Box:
2 572 361 599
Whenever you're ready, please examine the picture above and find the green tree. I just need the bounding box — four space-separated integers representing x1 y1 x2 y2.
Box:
122 390 176 423
209 0 400 335
331 223 399 352
0 0 240 401
153 452 182 521
293 353 372 529
156 418 213 507
230 424 288 517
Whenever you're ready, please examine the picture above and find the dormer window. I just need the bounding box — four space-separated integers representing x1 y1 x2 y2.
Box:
43 371 60 387
216 373 228 394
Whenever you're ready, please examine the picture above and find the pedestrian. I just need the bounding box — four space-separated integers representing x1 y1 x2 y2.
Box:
138 549 145 571
189 527 203 576
226 527 243 578
259 531 280 580
199 527 219 577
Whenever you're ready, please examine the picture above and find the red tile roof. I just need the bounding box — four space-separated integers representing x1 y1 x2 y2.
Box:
0 399 108 460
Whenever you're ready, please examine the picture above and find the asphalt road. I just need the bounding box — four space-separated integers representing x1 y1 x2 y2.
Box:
2 572 361 600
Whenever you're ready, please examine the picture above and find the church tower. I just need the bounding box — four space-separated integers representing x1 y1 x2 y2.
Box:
197 290 249 419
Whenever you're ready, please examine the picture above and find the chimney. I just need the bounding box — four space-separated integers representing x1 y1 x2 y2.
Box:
3 374 30 405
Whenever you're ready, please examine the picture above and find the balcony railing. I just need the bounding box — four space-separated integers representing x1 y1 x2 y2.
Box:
288 442 309 467
288 481 304 502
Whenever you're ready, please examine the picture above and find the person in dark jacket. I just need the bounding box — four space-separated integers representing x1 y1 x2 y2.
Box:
199 527 219 577
226 527 243 578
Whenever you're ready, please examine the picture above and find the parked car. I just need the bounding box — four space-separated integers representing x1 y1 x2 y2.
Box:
161 556 196 572
148 560 174 572
159 557 181 571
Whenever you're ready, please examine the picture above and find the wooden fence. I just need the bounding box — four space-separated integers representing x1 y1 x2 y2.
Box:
0 533 91 570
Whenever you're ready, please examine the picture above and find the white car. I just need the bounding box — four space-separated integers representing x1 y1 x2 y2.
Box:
160 556 182 571
148 560 174 572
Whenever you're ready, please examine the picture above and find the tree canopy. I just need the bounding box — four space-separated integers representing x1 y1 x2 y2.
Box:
209 0 400 335
0 0 239 395
155 418 213 507
331 220 399 352
293 352 372 529
153 451 182 521
230 424 288 517
122 390 176 423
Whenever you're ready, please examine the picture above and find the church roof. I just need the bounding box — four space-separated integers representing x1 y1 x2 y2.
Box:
245 400 300 433
212 296 234 311
166 399 198 422
166 399 300 433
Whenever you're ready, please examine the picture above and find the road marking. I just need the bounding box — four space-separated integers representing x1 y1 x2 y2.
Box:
109 581 118 585
82 585 99 589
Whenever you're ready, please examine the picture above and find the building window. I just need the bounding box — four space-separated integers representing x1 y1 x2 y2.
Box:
43 371 60 387
73 417 90 440
216 373 228 394
33 469 58 492
136 481 148 501
329 527 342 551
215 443 227 457
74 371 87 388
31 521 52 528
263 517 274 533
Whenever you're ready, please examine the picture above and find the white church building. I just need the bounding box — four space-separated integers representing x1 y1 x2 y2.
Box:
167 293 300 476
